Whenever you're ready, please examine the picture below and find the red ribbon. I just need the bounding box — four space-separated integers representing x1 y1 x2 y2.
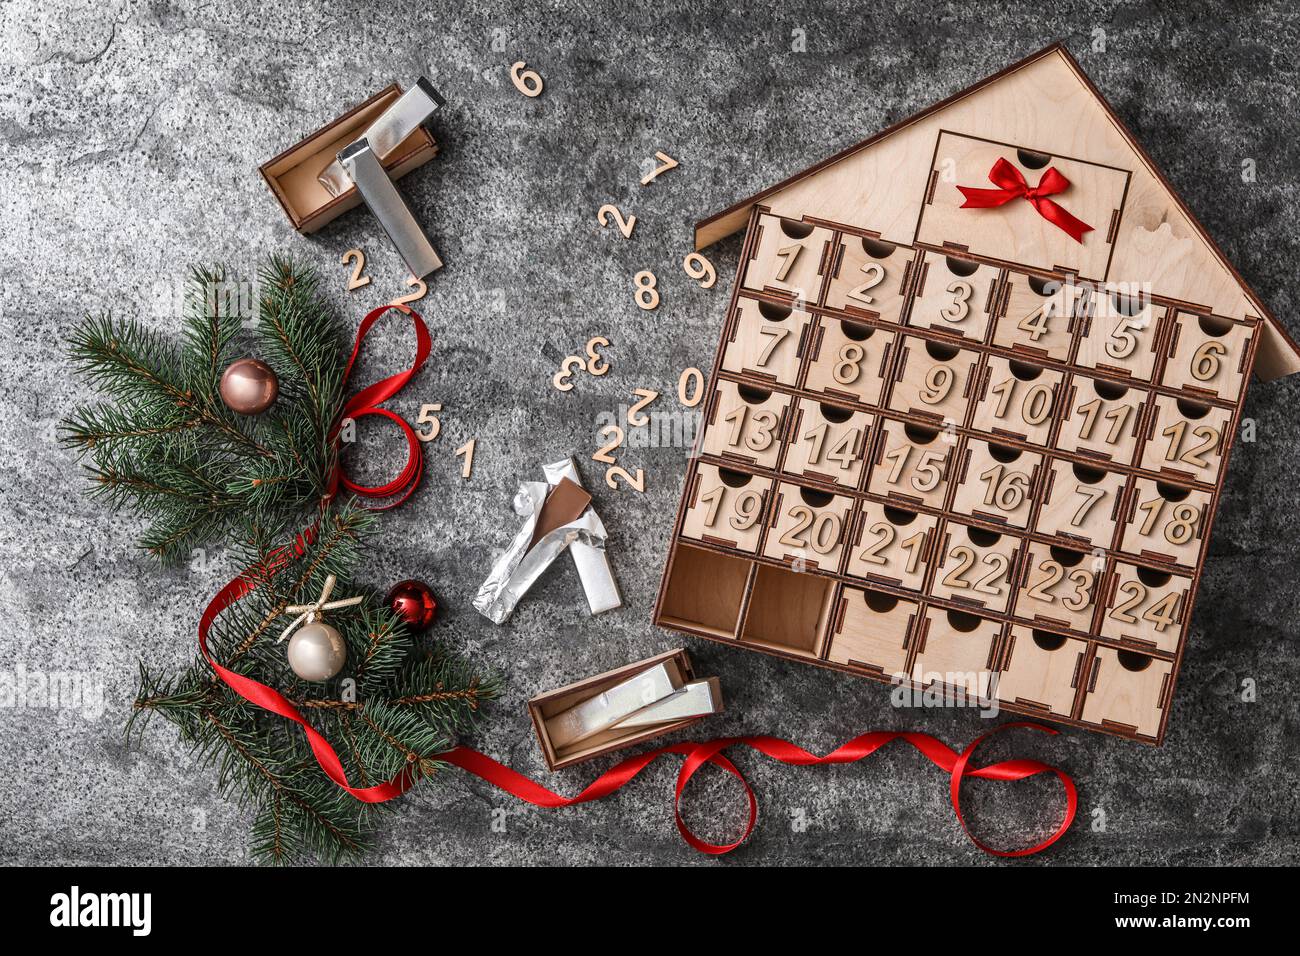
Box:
439 722 1075 857
193 302 1077 856
957 157 1094 243
197 303 433 802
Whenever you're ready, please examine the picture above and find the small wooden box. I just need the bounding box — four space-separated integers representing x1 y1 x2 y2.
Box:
259 83 439 234
527 649 720 771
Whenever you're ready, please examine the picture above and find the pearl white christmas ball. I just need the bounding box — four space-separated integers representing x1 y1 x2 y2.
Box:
287 622 347 681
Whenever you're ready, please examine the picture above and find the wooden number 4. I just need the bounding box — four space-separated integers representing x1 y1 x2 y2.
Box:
1109 582 1180 632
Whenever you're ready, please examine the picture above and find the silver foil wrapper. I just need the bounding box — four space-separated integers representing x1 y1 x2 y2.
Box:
318 77 445 198
473 458 621 624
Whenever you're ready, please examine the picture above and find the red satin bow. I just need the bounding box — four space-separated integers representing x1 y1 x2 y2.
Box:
440 721 1076 857
957 157 1094 243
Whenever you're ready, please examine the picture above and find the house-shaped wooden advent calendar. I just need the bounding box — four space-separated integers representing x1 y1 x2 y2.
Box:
653 43 1300 745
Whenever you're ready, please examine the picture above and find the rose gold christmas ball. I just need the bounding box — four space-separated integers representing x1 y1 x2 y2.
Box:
220 358 279 415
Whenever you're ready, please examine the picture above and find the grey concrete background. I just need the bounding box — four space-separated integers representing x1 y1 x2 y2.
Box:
1 0 1297 866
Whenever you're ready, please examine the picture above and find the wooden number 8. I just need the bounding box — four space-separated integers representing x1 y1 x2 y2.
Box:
833 343 864 384
634 270 659 310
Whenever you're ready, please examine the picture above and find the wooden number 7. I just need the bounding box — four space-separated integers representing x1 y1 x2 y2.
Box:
640 151 678 185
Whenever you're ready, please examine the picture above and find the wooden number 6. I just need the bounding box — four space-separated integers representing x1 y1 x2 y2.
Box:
510 61 543 97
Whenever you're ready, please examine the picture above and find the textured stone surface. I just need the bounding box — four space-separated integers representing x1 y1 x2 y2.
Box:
1 0 1298 865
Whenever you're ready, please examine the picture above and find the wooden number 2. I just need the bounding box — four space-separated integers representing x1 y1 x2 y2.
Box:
597 204 636 238
341 248 370 290
848 262 885 304
941 546 1008 595
605 465 645 492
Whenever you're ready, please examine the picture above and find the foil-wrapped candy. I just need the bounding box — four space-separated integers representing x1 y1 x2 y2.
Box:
473 458 621 624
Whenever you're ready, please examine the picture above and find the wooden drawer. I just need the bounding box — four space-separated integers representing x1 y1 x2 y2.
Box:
826 588 917 678
1119 478 1211 568
911 607 1001 701
1080 646 1172 741
741 214 833 303
1074 294 1170 383
1012 542 1102 633
1161 311 1254 403
844 501 939 592
969 355 1064 446
1035 457 1126 548
680 463 773 554
867 418 954 510
700 380 792 469
991 272 1084 362
803 316 896 406
1056 374 1147 464
762 482 855 572
824 234 916 322
721 297 812 385
996 626 1088 718
950 439 1042 528
1098 562 1190 654
906 251 999 340
886 336 981 425
930 521 1021 613
782 398 873 488
1138 394 1232 486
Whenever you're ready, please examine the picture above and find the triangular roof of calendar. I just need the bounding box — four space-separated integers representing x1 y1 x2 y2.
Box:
695 42 1300 381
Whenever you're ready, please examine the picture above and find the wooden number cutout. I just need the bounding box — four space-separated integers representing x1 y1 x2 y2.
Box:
678 368 704 407
683 252 716 289
510 61 543 97
606 465 645 492
415 403 442 442
553 355 586 391
593 424 624 464
585 336 611 375
640 151 678 185
847 262 885 304
341 248 370 290
391 275 427 307
628 388 660 427
598 204 636 239
455 438 476 479
634 270 659 310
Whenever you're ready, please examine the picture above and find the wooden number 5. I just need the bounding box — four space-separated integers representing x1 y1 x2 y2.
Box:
415 403 442 442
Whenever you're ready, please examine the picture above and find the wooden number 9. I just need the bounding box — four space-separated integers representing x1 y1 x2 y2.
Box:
920 365 954 404
731 489 763 530
683 252 717 289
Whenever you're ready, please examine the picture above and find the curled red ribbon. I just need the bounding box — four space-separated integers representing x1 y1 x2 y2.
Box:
439 722 1076 857
957 157 1094 243
198 303 433 802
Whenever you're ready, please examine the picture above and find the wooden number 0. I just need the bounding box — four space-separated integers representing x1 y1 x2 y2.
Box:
678 368 704 407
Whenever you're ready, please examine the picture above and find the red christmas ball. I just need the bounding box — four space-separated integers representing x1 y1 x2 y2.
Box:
387 579 438 631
